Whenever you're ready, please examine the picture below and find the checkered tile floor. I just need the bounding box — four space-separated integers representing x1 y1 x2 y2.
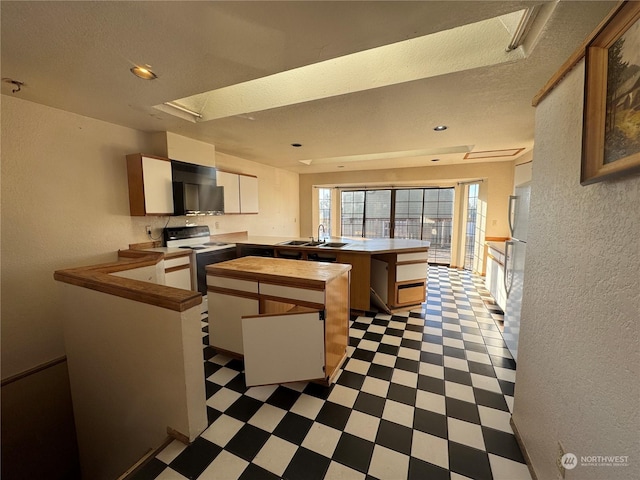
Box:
130 266 531 480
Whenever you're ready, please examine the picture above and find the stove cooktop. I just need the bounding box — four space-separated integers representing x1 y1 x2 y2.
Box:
164 226 232 253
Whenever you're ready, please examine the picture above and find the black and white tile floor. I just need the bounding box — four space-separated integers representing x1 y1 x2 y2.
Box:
131 266 531 480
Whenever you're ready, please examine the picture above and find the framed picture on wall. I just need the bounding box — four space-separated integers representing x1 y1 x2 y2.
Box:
582 0 640 185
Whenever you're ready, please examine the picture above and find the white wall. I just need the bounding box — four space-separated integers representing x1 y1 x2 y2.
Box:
512 60 640 480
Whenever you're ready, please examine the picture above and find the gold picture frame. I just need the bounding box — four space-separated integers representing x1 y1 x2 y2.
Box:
582 1 640 185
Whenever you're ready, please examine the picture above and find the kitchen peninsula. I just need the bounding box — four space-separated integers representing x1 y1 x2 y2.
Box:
222 234 431 312
53 250 207 480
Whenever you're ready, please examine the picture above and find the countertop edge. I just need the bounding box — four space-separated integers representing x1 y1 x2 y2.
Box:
54 249 202 312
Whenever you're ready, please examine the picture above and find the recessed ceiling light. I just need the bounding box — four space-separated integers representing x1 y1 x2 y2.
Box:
130 65 157 80
291 143 302 148
433 125 448 131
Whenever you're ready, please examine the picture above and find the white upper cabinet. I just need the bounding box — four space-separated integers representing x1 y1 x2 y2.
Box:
514 162 532 187
126 154 174 216
216 170 241 214
216 170 259 214
239 174 259 214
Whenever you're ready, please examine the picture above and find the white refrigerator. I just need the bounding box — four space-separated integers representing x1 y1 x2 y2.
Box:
503 182 530 362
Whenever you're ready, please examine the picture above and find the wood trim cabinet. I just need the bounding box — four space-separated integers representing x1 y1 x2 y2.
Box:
126 154 174 216
216 170 259 214
206 257 350 386
371 251 428 309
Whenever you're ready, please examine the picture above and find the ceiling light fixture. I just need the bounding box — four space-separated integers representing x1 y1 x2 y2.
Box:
130 65 157 80
162 101 202 119
433 125 448 131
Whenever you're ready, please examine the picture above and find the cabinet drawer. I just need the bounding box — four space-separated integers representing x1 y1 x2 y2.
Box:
207 276 258 293
259 283 324 305
396 262 428 282
397 251 428 262
397 282 425 304
165 256 190 270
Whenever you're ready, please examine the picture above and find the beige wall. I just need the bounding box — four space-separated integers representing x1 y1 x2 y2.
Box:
298 161 515 242
1 95 153 378
211 151 300 237
61 284 206 479
513 61 639 479
1 95 300 380
0 95 299 477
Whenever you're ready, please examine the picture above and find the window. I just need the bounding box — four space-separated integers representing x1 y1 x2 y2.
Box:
340 187 454 264
464 184 478 270
341 190 365 237
421 188 454 264
318 188 332 237
462 182 486 273
364 190 391 238
394 189 423 239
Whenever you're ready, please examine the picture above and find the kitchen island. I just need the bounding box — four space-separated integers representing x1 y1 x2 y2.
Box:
206 256 351 386
214 234 430 312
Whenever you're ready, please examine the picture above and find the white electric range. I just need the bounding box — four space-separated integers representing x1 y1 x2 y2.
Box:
163 225 237 297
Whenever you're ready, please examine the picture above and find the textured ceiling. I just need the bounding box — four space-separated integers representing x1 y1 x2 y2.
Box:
1 1 616 173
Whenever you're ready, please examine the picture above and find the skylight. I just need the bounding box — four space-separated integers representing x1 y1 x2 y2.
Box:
156 9 530 122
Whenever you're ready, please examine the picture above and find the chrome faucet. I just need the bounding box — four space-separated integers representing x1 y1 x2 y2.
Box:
317 224 326 243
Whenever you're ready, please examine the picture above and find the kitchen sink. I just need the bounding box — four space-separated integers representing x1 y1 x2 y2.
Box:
320 242 349 248
278 240 349 248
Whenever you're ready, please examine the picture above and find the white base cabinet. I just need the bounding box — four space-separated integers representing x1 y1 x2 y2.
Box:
485 244 507 311
208 292 259 355
242 310 325 387
164 255 193 290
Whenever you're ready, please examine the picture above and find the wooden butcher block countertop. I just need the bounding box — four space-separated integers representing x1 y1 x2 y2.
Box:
206 256 351 287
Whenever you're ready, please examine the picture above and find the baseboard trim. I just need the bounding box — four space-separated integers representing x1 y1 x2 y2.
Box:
510 416 538 480
1 356 67 387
